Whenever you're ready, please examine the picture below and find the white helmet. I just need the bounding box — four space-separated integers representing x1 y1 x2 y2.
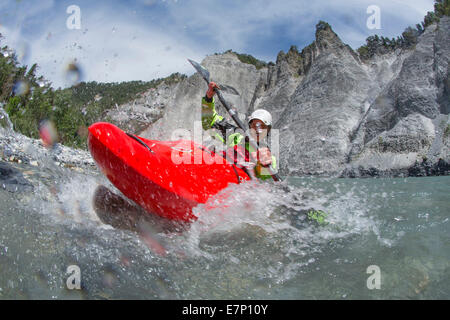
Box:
248 109 272 127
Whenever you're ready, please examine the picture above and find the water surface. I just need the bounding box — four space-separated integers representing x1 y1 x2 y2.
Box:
0 161 449 299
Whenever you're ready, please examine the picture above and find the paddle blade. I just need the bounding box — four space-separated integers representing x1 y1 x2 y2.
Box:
188 59 240 96
188 59 210 83
218 83 240 96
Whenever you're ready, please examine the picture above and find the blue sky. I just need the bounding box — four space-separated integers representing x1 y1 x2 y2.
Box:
0 0 435 88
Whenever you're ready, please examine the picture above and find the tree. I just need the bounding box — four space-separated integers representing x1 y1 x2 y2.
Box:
401 27 419 47
357 0 449 60
434 0 450 16
423 11 439 27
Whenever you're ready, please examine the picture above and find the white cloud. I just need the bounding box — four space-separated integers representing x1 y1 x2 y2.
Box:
164 0 435 49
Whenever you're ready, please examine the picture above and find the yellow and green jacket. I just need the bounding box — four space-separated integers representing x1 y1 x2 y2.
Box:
201 96 277 180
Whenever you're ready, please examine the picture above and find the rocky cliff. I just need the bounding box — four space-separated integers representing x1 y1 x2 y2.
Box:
110 17 450 178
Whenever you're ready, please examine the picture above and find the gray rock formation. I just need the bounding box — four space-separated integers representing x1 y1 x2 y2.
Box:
112 18 450 177
104 80 181 134
275 22 375 175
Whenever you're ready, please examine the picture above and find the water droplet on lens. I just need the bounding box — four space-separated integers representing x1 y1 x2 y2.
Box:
102 271 116 288
39 119 58 148
16 42 30 64
13 80 30 96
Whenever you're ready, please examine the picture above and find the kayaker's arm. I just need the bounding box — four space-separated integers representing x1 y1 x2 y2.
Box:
201 96 224 131
189 59 282 182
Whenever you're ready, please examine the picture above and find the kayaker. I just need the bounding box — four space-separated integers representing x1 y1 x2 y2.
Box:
201 81 277 180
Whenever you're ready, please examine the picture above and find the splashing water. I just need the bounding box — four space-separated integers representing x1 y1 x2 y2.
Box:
0 105 14 131
16 42 30 65
163 177 385 286
0 131 448 299
65 61 83 86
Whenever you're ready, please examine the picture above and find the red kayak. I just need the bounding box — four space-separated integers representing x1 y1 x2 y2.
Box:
88 122 250 221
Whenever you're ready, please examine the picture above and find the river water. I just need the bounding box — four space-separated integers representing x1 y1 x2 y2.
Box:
0 149 448 299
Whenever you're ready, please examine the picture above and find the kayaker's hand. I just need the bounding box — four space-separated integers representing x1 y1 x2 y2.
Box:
251 148 272 167
206 82 220 99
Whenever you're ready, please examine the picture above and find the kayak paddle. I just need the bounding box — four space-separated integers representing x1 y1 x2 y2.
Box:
188 58 282 182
